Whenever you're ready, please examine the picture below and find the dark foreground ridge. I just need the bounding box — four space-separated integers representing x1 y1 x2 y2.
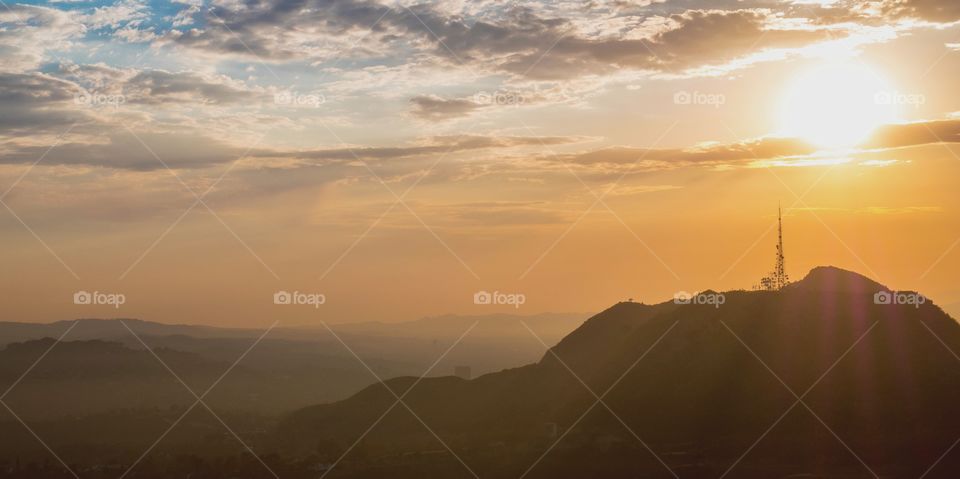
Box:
276 266 960 479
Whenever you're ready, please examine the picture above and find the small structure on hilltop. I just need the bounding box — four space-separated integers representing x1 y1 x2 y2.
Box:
755 204 790 291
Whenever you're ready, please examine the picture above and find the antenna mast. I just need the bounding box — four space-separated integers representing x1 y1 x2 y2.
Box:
775 202 788 289
755 203 790 291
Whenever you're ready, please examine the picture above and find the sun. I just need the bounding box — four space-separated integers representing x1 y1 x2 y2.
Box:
778 62 899 150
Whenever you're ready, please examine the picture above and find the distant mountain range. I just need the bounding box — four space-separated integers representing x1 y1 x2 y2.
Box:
0 312 588 419
0 312 588 467
276 267 960 478
0 312 587 383
0 336 399 420
0 312 588 347
0 317 243 345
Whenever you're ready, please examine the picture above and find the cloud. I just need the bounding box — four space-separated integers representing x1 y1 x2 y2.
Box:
409 95 486 121
498 9 829 79
548 119 960 175
56 63 264 105
161 3 833 80
0 132 248 171
0 5 83 72
535 119 960 176
170 4 200 27
0 65 269 138
645 10 826 69
83 0 148 30
2 117 954 224
123 70 262 105
862 119 960 150
272 135 586 162
161 0 392 61
114 25 158 43
881 0 960 22
8 63 274 124
555 137 818 171
0 72 91 134
0 132 585 171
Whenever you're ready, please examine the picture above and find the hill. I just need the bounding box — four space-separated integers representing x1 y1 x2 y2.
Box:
276 267 960 478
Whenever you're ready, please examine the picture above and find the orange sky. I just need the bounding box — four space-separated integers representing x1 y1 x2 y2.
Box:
2 0 960 326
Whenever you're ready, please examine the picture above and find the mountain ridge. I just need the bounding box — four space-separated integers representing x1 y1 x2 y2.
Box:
275 266 960 478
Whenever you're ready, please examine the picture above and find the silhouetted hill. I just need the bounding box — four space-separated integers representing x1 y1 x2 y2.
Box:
944 301 960 322
786 265 885 291
277 267 960 478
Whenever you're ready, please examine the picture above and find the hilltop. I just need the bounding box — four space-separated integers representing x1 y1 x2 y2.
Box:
276 267 960 478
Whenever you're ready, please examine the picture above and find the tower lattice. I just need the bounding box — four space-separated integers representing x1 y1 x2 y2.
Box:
755 203 790 291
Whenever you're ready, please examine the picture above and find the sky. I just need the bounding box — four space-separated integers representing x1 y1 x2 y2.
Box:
2 0 960 326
